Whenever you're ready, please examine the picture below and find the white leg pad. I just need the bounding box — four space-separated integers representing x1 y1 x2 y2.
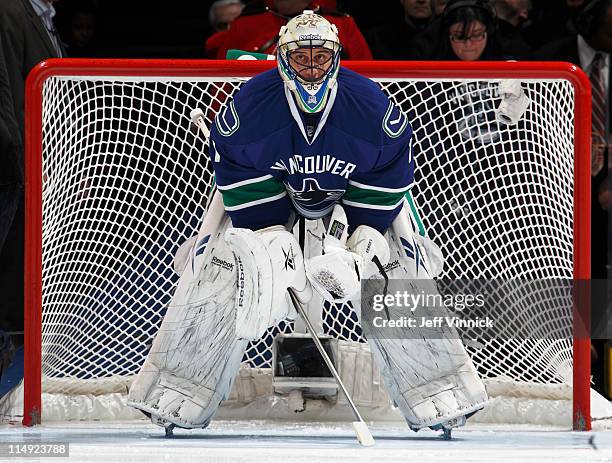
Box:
128 191 249 428
361 199 489 429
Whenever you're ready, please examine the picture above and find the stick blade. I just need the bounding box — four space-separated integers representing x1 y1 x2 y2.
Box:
352 421 375 447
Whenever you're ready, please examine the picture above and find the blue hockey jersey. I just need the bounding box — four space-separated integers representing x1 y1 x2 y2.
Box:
209 67 414 234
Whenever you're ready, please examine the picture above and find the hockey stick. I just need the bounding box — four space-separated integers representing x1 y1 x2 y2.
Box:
287 288 375 447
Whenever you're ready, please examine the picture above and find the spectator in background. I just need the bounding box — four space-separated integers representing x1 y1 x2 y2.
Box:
490 0 532 57
445 4 495 60
410 0 509 60
336 0 404 36
532 0 611 275
491 0 530 26
0 36 20 283
57 0 99 57
209 0 244 33
205 0 372 59
366 0 434 60
532 0 611 397
522 0 585 50
432 0 448 15
0 0 65 348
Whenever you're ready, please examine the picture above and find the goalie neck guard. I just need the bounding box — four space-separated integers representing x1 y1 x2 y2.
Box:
277 10 342 114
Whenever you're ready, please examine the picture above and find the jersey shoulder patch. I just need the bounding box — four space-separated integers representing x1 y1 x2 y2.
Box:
213 69 291 144
382 101 409 139
215 99 240 137
333 67 407 144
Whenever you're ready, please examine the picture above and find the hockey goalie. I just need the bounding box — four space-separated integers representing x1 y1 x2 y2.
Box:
127 10 488 434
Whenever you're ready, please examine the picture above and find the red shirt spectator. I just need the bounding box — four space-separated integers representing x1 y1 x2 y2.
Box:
206 2 372 59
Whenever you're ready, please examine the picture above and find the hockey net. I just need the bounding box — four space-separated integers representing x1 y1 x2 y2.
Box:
15 60 591 429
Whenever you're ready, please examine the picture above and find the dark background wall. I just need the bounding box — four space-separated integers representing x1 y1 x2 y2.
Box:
54 0 404 58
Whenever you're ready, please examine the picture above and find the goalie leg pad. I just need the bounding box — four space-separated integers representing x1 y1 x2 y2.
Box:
128 191 251 428
129 336 249 428
362 199 488 429
366 335 488 429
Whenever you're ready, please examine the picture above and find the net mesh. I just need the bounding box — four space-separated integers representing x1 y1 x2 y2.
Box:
39 75 574 402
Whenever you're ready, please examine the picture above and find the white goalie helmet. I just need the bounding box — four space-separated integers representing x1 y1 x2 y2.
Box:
277 10 342 113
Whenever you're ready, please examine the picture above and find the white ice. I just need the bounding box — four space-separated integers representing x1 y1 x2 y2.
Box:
1 420 612 463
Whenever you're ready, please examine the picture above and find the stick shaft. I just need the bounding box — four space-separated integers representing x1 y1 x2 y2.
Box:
287 289 366 423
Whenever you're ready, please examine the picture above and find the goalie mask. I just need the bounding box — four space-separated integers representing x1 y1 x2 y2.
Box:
277 10 342 114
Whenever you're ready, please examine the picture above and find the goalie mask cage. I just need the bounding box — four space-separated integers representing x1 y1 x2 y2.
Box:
22 59 591 430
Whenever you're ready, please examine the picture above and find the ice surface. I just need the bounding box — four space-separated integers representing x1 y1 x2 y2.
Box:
1 420 611 463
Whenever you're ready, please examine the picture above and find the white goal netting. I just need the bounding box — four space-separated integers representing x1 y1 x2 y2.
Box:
23 64 588 426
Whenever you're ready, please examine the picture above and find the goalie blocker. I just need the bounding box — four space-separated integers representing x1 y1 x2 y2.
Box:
128 192 488 432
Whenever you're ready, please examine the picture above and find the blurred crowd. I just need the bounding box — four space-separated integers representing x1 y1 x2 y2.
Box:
0 0 610 396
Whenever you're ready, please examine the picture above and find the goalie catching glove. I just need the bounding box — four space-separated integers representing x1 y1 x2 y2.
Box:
305 204 390 303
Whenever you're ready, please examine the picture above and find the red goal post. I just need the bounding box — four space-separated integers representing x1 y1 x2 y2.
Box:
23 59 591 429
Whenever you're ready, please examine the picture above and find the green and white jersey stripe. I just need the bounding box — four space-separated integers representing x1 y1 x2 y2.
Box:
405 189 426 237
217 175 286 211
342 179 411 210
